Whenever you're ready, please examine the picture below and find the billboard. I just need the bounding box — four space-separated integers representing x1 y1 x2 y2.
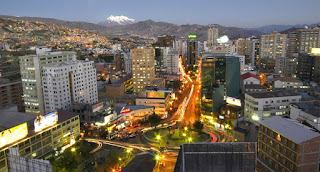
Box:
311 48 320 55
226 96 241 107
0 122 28 148
188 35 197 39
92 103 104 112
34 111 58 132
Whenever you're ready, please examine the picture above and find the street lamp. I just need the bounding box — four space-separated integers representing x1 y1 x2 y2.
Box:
71 147 76 152
188 137 192 143
184 126 188 131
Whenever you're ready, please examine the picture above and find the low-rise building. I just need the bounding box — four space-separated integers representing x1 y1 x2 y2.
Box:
151 78 166 88
0 107 80 171
258 116 320 172
240 72 261 92
290 101 320 131
136 87 172 118
117 105 155 127
244 91 301 124
233 120 257 142
273 77 303 89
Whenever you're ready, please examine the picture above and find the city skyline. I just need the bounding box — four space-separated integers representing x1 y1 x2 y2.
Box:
0 0 320 27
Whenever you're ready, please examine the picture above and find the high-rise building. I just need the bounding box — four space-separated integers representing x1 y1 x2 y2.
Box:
156 35 175 48
207 28 219 48
234 38 251 56
297 50 320 83
0 79 24 112
260 31 287 59
250 38 260 66
132 47 155 93
258 116 320 172
186 35 198 71
19 47 76 115
297 25 320 54
275 56 297 77
164 49 179 74
42 59 98 113
201 54 240 114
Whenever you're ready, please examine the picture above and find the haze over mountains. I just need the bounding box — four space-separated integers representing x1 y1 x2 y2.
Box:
0 15 318 41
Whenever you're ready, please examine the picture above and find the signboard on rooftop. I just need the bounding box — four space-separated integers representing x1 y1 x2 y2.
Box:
0 122 28 148
311 48 320 55
188 35 197 39
226 96 241 107
34 111 58 132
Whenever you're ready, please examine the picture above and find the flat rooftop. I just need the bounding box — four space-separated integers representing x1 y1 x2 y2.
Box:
247 91 300 99
260 116 320 144
292 101 320 117
122 105 155 111
0 105 36 131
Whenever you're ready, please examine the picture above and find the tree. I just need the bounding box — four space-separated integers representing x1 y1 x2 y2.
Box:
172 80 182 90
193 120 204 134
53 149 79 171
148 113 161 128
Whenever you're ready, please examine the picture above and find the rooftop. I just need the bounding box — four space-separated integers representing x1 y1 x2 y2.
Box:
274 77 301 83
291 101 320 117
260 116 320 144
247 91 300 99
245 84 267 90
241 72 260 80
151 78 165 85
122 105 154 112
0 105 36 130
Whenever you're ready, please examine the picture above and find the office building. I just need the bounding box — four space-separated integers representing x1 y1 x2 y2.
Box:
42 59 98 114
0 108 80 171
164 49 179 74
0 79 24 112
136 87 172 118
174 142 256 172
260 31 287 59
244 91 301 124
201 54 240 115
258 116 320 172
186 35 198 71
297 50 320 83
207 28 219 48
19 47 76 115
131 47 155 93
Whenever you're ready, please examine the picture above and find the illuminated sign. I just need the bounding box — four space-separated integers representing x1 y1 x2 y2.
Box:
92 102 104 112
0 123 28 148
34 111 58 132
121 108 131 114
188 35 197 39
226 96 241 107
311 48 320 55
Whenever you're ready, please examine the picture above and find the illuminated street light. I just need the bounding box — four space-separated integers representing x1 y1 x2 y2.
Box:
126 148 132 153
71 147 76 152
182 133 186 137
156 135 161 140
188 137 192 142
119 158 122 161
184 126 188 131
155 155 160 161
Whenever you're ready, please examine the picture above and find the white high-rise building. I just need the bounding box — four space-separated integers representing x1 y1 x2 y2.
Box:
42 59 98 113
164 49 179 74
19 47 76 115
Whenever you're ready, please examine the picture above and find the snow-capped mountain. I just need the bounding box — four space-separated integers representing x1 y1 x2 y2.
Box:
98 15 136 26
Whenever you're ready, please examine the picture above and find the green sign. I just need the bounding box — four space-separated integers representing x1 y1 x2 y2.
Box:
188 35 197 39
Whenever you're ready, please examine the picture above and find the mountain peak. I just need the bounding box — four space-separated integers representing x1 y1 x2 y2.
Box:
98 15 135 26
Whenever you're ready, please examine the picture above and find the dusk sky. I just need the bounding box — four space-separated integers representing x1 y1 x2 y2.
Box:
1 0 319 27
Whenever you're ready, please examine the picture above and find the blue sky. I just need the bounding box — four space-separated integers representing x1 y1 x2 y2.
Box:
1 0 319 27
